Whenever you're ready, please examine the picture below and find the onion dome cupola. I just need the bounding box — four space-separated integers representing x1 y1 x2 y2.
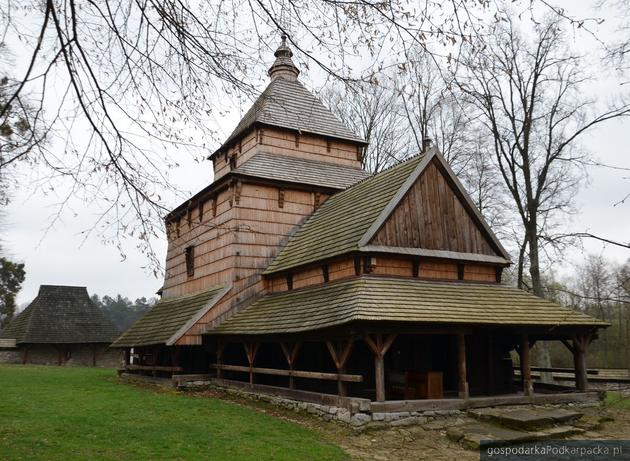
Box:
268 34 300 81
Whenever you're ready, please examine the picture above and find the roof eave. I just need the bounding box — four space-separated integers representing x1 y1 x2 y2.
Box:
207 121 368 161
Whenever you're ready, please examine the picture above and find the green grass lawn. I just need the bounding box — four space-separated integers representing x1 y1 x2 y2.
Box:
0 365 346 461
605 391 630 410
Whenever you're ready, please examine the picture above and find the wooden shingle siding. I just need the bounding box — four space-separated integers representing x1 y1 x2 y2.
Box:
371 257 413 277
328 258 357 282
164 179 327 330
292 266 324 290
421 261 459 280
214 130 257 180
371 159 498 256
216 128 364 183
464 264 498 283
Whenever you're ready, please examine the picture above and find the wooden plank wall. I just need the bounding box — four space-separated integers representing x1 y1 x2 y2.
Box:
172 182 330 344
162 187 236 298
214 126 362 182
267 257 499 294
371 159 498 256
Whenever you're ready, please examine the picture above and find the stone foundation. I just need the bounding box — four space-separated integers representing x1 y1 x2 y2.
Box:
0 344 121 367
0 349 22 364
179 379 467 429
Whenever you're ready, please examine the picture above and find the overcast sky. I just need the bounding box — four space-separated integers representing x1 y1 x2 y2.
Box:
3 0 630 307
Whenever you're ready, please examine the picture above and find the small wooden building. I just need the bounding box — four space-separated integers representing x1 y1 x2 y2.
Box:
0 285 120 367
113 37 607 407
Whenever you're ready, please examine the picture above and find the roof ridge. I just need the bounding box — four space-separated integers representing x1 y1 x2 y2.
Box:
340 152 425 190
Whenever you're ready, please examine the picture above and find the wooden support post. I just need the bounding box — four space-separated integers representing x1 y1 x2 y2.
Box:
124 348 130 367
457 333 469 399
487 330 494 396
92 344 97 367
216 341 224 379
152 346 160 377
171 347 181 369
364 333 397 402
243 343 259 387
22 345 28 365
326 340 354 396
280 342 301 389
520 334 533 396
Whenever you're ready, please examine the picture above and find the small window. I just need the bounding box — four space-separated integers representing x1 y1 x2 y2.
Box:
185 246 195 277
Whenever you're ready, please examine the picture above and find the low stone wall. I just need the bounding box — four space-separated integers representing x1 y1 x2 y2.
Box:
179 379 466 429
0 349 22 364
0 344 121 367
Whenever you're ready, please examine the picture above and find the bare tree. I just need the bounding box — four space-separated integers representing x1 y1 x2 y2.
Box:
0 0 506 270
457 16 630 370
458 17 629 294
322 78 413 173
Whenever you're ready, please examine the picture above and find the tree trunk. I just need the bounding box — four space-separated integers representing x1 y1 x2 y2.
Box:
527 223 553 382
517 235 527 289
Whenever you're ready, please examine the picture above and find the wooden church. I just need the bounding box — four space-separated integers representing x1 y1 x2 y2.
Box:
113 36 607 406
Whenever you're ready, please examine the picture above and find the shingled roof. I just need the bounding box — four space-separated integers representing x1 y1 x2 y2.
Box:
0 285 119 344
211 277 608 335
112 285 229 348
264 154 426 274
264 148 511 274
233 152 370 190
211 38 365 158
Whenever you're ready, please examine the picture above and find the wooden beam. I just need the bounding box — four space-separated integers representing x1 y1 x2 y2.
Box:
457 333 469 398
560 339 574 354
326 340 354 396
124 364 184 372
216 341 224 379
210 364 362 382
243 342 259 387
280 342 301 389
364 333 397 402
210 377 371 412
520 334 533 396
487 331 494 395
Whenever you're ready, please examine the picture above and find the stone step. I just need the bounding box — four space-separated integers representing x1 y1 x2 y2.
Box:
447 422 586 450
467 407 583 431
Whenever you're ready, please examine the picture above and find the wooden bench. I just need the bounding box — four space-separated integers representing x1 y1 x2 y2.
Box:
390 371 443 399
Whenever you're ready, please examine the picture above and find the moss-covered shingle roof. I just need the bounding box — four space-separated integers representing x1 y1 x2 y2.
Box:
211 277 607 335
213 77 366 157
264 155 425 274
112 285 228 348
0 285 119 344
233 152 370 190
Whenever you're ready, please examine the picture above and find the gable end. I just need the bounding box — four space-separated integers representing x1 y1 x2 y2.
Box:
362 152 510 261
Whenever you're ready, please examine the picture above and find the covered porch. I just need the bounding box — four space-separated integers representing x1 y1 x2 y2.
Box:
205 276 608 407
205 323 602 407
